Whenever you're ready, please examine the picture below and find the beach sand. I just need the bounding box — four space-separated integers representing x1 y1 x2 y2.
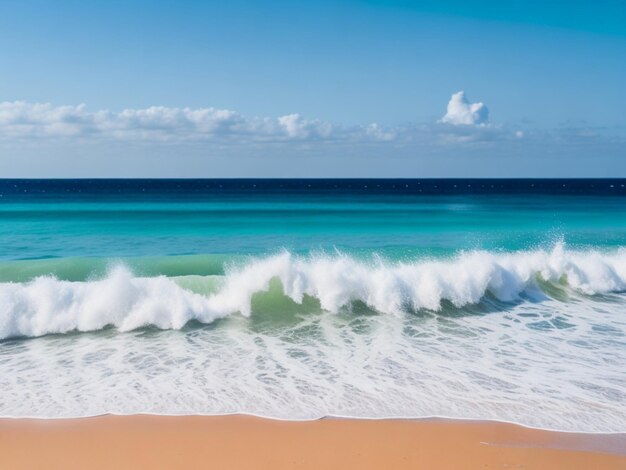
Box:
1 415 624 469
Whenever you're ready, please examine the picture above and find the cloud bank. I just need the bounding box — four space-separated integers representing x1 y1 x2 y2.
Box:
0 94 615 154
2 93 623 178
440 91 489 126
0 101 388 143
0 96 505 148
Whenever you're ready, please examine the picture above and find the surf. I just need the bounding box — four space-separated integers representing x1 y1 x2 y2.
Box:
2 243 625 340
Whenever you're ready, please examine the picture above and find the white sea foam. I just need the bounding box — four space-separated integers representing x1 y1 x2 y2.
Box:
1 245 626 431
1 244 626 340
0 286 625 431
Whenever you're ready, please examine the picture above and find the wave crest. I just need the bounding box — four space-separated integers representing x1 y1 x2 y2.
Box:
2 244 626 339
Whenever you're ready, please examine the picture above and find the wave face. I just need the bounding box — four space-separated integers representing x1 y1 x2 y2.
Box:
2 245 626 339
1 246 626 432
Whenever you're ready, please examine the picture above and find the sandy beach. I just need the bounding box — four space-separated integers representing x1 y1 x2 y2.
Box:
0 415 624 469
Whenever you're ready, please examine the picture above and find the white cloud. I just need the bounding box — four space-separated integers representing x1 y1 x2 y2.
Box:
0 102 349 143
0 97 495 145
275 113 334 139
2 97 613 154
440 91 489 126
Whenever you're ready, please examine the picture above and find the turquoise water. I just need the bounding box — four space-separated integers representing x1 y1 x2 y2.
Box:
1 180 625 431
3 194 626 279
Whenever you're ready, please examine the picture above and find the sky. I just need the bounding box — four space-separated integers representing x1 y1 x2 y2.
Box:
0 0 625 177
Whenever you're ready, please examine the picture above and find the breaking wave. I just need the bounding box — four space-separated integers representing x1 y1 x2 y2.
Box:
2 244 626 340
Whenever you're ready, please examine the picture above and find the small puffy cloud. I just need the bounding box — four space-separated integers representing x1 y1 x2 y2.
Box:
0 102 94 137
365 123 397 142
276 113 335 139
440 91 489 126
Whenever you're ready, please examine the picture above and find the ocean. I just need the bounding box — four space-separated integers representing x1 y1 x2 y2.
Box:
1 179 625 432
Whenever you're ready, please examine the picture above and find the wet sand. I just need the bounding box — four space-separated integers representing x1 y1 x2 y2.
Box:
0 415 624 469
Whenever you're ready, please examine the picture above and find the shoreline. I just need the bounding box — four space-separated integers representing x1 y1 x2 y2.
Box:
1 411 623 435
0 415 624 469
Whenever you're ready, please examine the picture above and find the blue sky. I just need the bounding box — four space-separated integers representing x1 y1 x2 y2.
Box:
1 0 625 177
